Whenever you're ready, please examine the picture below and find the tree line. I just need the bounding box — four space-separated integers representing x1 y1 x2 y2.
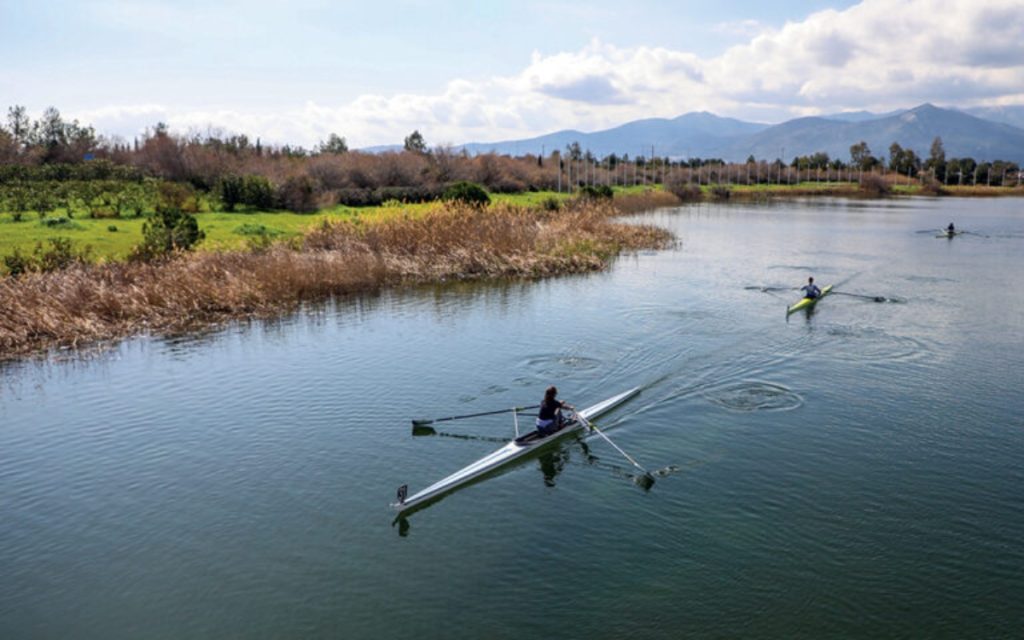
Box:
2 106 1022 217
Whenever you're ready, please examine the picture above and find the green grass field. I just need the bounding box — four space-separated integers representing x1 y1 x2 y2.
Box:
0 192 581 265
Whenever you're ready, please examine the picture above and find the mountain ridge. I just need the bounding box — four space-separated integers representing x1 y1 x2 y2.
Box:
362 104 1024 163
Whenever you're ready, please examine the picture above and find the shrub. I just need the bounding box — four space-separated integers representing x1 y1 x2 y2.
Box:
334 185 445 207
710 185 732 200
379 185 444 204
540 196 561 211
131 207 205 261
219 175 245 212
3 248 32 276
233 223 282 237
442 181 490 206
859 174 891 196
40 216 80 228
3 238 92 276
277 175 319 213
335 188 379 207
665 176 703 201
577 184 613 200
919 177 948 196
244 175 276 210
35 237 91 272
157 181 199 212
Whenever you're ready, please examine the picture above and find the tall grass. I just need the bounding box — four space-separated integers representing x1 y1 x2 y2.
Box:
0 200 672 360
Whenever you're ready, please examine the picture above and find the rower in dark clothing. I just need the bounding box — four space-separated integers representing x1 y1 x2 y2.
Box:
536 386 574 437
947 222 956 234
801 276 822 300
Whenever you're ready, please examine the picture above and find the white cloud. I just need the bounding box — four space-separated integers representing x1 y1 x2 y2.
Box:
68 0 1024 148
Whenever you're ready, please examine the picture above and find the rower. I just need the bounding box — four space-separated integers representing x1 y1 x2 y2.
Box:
947 222 955 233
536 386 573 437
801 276 822 300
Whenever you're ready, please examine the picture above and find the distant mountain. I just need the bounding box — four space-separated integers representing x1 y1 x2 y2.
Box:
358 103 1024 163
818 108 902 123
715 104 1024 163
456 112 768 158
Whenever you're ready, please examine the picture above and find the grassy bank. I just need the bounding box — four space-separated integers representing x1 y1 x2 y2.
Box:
0 199 672 361
0 191 583 265
6 182 1022 267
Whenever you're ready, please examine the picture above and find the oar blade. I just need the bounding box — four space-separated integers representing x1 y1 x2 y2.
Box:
412 423 437 436
635 473 656 491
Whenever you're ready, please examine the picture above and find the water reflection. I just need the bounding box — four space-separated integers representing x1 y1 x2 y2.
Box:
537 449 568 487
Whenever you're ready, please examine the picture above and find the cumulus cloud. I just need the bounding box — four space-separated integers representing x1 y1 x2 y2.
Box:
70 0 1024 147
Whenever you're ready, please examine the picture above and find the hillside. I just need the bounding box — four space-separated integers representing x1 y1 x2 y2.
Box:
421 104 1024 164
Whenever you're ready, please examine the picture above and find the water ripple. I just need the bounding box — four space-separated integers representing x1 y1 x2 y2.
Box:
704 380 804 412
822 325 931 363
520 353 603 376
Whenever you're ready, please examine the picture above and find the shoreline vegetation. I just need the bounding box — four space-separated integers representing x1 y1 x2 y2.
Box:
3 180 1022 265
3 180 1023 362
0 197 673 361
2 107 1022 361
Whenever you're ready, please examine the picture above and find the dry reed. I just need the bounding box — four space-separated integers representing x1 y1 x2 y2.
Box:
0 201 672 360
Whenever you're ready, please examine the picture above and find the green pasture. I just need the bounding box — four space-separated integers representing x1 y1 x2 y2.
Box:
0 192 581 265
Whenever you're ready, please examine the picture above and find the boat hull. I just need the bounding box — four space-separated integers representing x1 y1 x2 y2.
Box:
787 284 833 314
393 387 641 512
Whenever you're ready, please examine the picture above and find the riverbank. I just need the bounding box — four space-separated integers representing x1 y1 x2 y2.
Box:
0 199 673 361
4 182 1022 266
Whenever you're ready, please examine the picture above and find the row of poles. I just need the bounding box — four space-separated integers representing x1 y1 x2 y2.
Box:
549 155 1023 192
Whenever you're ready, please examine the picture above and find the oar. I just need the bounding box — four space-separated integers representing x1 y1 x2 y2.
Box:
831 291 889 303
411 428 509 443
575 412 654 484
412 405 539 427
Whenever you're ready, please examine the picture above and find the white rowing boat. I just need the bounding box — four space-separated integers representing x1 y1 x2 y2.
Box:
393 386 641 513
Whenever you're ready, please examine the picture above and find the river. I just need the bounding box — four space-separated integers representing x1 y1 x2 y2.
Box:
2 196 1023 638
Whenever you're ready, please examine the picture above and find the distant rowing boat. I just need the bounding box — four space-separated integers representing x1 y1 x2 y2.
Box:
786 284 833 314
393 387 641 513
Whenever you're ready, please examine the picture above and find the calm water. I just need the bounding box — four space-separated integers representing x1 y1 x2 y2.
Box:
2 197 1023 639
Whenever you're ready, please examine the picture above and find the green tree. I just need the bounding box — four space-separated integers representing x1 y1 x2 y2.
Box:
404 130 427 153
889 142 921 176
219 175 245 211
318 133 348 155
442 181 490 206
850 141 872 169
243 175 276 209
926 136 946 182
7 105 30 149
887 142 903 171
133 207 205 260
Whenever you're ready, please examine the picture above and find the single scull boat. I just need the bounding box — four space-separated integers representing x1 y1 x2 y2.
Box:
786 284 833 314
393 386 641 512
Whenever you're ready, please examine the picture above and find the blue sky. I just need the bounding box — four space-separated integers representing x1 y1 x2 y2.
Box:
2 0 1022 147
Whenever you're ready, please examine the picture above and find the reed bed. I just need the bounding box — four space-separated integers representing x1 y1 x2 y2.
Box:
0 201 672 360
612 189 682 213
